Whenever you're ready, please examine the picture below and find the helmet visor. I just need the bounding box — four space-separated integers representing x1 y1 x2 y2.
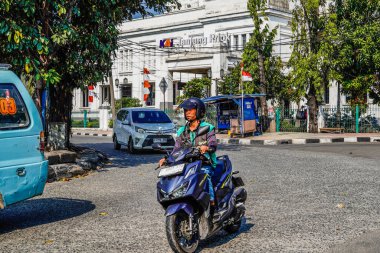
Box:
179 100 197 110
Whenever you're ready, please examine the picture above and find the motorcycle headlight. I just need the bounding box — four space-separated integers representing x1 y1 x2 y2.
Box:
184 165 197 179
135 126 146 134
171 181 189 199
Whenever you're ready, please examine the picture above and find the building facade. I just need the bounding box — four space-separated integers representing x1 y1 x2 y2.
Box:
72 0 294 129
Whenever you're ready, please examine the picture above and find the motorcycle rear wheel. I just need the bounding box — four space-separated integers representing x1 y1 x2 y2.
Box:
166 212 199 253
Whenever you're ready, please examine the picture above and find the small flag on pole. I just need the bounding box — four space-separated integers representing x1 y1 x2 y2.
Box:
242 71 253 82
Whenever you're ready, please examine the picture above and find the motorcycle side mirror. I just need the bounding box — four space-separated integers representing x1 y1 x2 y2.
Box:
152 143 163 150
196 125 210 137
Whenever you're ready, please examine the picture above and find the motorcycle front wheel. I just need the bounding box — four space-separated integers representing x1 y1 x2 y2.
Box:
165 212 199 253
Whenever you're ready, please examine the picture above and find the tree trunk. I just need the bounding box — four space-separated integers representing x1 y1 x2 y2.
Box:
307 87 319 133
49 84 73 148
109 72 116 121
258 53 268 117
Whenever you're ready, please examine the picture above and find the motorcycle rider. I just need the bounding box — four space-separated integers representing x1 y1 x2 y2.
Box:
159 97 217 205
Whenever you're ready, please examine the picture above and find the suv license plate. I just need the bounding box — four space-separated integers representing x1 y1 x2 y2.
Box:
153 138 167 143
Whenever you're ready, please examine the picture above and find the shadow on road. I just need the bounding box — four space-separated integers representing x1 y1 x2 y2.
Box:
0 198 95 234
70 138 255 169
197 217 255 252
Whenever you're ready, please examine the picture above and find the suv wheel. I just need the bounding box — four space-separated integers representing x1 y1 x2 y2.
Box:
128 137 136 154
113 135 121 150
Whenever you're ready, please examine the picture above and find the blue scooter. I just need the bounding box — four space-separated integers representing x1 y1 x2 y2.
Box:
154 125 247 253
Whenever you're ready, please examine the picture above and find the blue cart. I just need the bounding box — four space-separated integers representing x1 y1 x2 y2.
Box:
203 94 265 136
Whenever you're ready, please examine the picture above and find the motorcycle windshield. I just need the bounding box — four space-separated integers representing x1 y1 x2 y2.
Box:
169 145 192 163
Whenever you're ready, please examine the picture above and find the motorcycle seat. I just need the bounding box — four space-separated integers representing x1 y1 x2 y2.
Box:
212 159 226 185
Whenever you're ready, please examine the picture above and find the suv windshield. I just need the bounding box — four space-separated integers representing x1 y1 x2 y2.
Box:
132 111 171 124
0 83 30 130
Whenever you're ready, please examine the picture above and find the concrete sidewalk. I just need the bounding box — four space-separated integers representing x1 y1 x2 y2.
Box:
71 128 380 146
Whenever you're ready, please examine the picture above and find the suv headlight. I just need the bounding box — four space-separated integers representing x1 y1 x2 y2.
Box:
171 181 189 199
135 126 146 134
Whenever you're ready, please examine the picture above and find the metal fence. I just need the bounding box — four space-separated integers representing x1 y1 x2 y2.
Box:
276 107 308 132
321 105 380 133
275 104 380 133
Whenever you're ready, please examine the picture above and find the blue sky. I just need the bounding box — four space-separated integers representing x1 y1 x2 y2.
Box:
132 8 160 19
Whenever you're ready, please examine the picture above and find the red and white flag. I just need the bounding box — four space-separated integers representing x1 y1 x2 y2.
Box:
143 68 151 102
242 71 253 82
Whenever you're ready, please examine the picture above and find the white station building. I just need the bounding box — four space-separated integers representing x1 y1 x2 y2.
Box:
72 0 296 129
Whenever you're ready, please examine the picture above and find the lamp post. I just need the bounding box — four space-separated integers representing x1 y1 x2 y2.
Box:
207 69 225 96
207 69 212 97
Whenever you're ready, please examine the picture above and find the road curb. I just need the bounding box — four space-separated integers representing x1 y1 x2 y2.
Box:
72 132 112 137
217 136 380 146
72 131 380 146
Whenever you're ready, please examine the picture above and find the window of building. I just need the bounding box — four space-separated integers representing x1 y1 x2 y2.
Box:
242 34 247 48
124 50 130 71
324 85 330 104
146 82 155 106
101 85 110 104
82 88 89 107
122 85 132 98
234 35 239 50
119 50 123 71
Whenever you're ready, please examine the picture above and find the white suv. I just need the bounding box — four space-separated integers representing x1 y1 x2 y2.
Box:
113 108 177 153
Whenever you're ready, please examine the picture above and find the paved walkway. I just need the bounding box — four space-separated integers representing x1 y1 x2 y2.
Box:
71 128 380 146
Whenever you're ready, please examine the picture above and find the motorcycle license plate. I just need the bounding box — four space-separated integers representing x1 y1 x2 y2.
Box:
159 164 185 177
153 138 167 143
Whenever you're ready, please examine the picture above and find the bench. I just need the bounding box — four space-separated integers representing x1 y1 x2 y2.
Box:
319 127 345 133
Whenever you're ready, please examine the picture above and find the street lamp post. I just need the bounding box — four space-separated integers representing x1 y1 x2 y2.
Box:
207 69 225 96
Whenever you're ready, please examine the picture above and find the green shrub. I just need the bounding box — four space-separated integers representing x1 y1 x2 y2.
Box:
116 97 142 111
71 118 99 128
108 119 113 128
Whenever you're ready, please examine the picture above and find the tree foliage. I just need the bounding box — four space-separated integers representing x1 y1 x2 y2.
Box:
0 0 179 147
322 0 380 105
0 0 179 90
218 63 241 95
176 77 211 104
288 0 328 132
243 0 286 116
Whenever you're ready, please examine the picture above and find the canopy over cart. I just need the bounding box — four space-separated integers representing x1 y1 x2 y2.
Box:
203 94 265 137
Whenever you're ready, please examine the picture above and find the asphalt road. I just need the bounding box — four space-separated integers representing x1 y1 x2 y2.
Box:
1 136 379 253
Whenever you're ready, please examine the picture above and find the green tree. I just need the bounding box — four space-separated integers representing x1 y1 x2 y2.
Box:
265 56 293 104
218 63 241 95
243 0 282 117
0 0 179 147
288 0 328 133
176 77 211 104
322 0 380 105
